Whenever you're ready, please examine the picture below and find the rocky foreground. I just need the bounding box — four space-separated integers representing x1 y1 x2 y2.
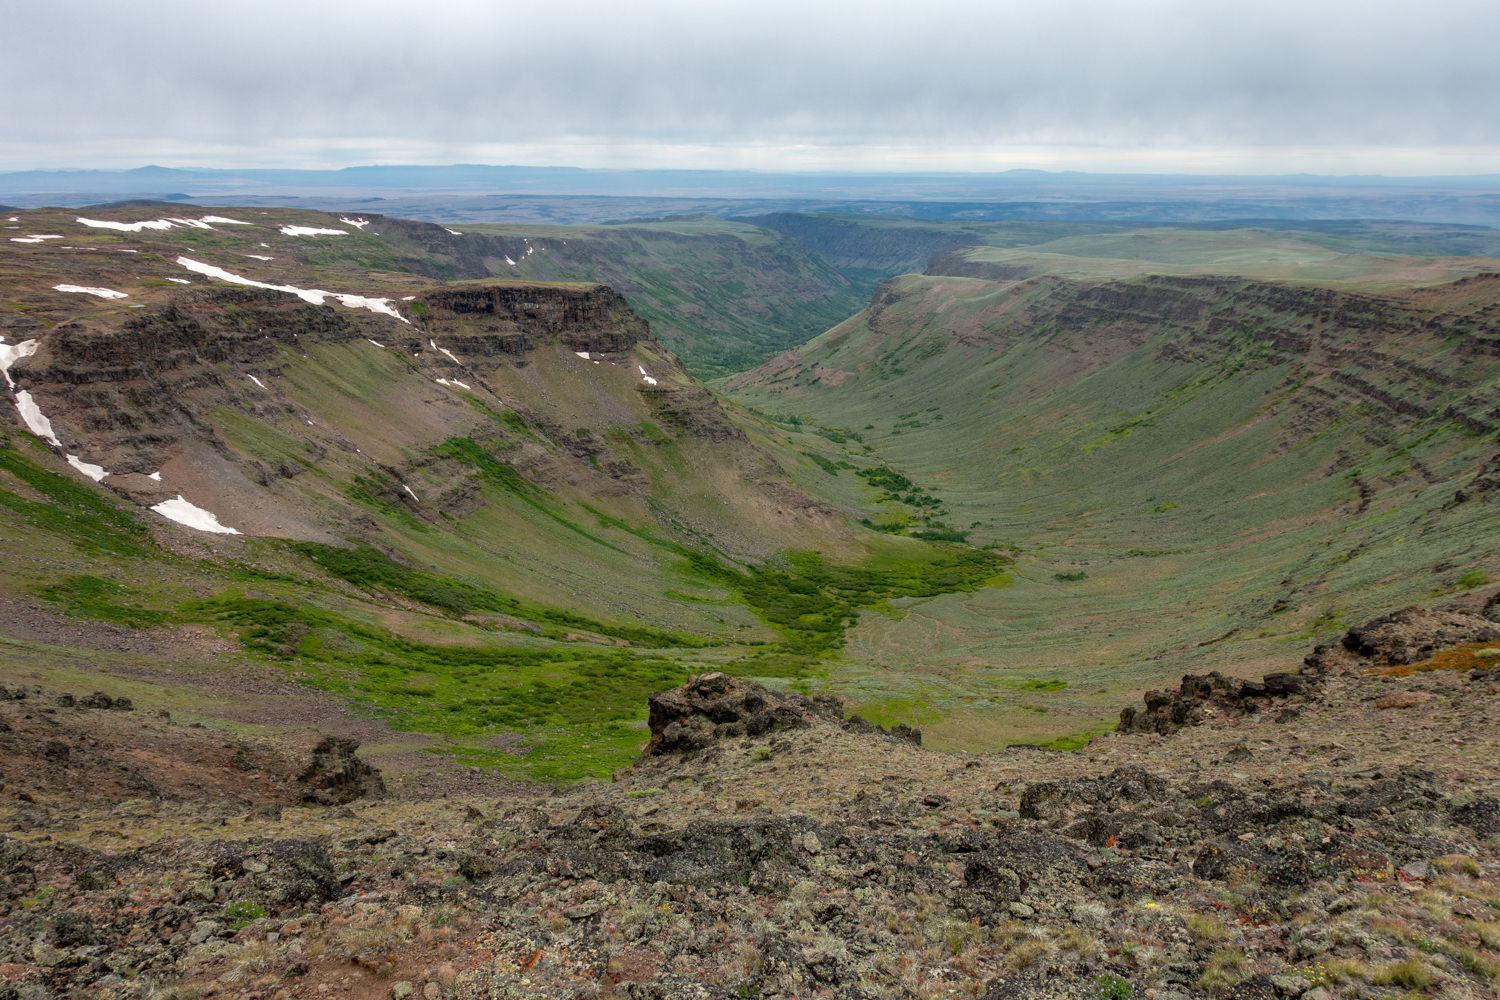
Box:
1 609 1499 1000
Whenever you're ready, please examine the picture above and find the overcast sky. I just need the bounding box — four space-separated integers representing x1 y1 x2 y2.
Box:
5 0 1498 175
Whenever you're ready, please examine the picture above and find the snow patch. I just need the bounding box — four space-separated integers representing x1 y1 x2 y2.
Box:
504 257 516 266
402 484 420 502
54 284 127 299
279 225 347 237
246 374 267 389
245 254 273 261
575 351 590 360
435 378 472 390
401 296 415 301
9 234 63 244
339 217 371 230
13 391 61 447
167 277 191 284
151 495 240 534
166 217 214 230
66 454 107 482
638 365 658 386
76 217 175 232
0 337 40 388
444 228 462 236
148 471 162 482
176 257 409 324
200 215 251 225
366 339 386 348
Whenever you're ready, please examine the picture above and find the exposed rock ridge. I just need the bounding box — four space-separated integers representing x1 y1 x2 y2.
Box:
1118 604 1500 736
417 283 647 356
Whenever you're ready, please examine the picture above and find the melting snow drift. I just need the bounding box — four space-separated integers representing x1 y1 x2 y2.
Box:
176 257 409 323
279 225 347 237
66 455 107 482
151 495 240 534
14 391 61 447
0 337 39 388
639 365 658 386
77 217 174 233
54 284 127 299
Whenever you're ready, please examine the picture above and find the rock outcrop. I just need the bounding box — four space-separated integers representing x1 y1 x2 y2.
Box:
417 283 647 357
642 674 842 756
1120 604 1500 736
296 737 386 806
1116 666 1322 735
1336 605 1499 665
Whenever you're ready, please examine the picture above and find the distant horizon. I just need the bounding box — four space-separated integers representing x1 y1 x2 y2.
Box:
7 162 1500 182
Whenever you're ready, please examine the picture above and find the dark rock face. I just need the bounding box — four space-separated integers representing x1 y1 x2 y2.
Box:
1116 667 1323 736
418 283 647 356
296 737 386 806
1338 605 1499 665
641 674 844 756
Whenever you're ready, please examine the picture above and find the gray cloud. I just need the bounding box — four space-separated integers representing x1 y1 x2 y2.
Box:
5 0 1499 171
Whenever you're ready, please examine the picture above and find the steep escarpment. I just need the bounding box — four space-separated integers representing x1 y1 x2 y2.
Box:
367 215 867 376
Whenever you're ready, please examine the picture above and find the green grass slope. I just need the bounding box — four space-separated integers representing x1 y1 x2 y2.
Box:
729 267 1500 751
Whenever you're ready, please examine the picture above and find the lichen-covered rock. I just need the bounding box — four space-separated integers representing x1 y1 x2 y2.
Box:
251 839 340 909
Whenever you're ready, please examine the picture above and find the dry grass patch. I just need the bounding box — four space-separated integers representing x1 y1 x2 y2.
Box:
1199 947 1246 990
1003 936 1051 973
1187 912 1231 942
1370 956 1437 989
1434 854 1483 877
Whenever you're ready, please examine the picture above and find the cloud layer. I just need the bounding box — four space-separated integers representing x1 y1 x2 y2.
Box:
7 0 1499 173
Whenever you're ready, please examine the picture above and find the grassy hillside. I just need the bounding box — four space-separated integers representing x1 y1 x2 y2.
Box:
0 204 1003 781
729 262 1500 751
